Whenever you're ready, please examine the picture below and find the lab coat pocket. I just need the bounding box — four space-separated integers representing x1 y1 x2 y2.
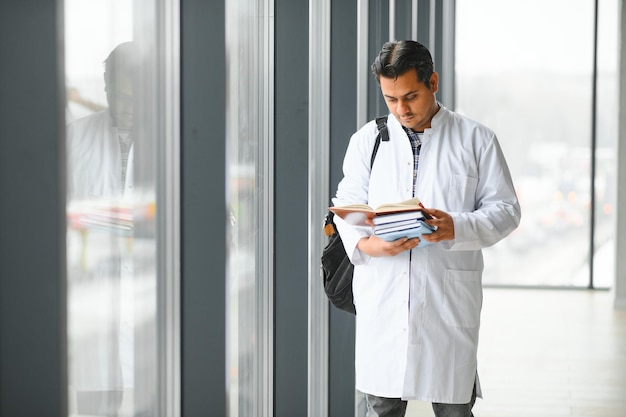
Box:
448 175 479 211
442 269 481 328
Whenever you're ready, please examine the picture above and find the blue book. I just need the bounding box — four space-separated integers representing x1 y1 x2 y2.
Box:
374 221 436 247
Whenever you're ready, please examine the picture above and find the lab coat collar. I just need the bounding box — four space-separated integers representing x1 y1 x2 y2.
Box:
428 102 448 129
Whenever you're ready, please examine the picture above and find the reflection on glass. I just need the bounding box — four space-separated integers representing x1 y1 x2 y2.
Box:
226 0 273 415
65 2 160 415
66 42 138 416
455 0 617 287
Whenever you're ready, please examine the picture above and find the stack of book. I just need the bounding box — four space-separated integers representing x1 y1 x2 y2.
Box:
373 210 435 246
328 197 436 247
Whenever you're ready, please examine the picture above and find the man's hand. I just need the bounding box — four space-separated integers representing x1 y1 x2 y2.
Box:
357 234 420 257
356 207 454 255
421 208 455 242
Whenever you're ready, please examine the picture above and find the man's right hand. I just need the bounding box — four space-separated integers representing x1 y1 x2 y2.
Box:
357 234 420 257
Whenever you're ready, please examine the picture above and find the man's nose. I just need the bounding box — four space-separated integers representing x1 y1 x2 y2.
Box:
118 98 134 113
397 99 410 114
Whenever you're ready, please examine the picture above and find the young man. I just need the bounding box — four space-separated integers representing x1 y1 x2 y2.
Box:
332 40 521 417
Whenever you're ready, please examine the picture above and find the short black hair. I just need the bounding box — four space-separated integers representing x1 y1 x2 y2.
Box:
371 40 434 86
103 42 138 88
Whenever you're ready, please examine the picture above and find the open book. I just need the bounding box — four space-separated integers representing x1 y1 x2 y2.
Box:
329 197 428 226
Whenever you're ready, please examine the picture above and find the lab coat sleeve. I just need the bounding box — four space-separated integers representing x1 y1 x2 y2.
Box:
447 135 521 250
333 215 372 265
332 123 379 265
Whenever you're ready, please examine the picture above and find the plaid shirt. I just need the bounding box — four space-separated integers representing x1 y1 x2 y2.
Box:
403 127 423 197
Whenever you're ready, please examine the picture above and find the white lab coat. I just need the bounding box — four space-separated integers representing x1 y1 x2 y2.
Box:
333 105 521 403
67 110 134 199
67 110 134 391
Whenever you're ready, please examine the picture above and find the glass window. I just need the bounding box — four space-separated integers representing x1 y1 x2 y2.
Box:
64 1 175 415
226 1 274 416
455 0 617 288
593 0 619 288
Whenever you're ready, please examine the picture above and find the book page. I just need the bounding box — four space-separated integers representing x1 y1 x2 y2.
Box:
329 203 374 213
373 197 423 213
329 197 425 225
329 206 375 225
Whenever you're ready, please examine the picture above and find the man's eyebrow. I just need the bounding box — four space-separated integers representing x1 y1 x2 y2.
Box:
383 90 418 99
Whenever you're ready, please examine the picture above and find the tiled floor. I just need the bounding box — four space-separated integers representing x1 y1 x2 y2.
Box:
406 288 626 417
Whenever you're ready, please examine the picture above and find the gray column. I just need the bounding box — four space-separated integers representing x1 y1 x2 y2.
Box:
329 1 359 415
180 0 227 414
0 1 67 416
274 0 310 415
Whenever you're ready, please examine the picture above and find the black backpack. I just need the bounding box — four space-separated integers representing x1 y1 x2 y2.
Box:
321 116 389 314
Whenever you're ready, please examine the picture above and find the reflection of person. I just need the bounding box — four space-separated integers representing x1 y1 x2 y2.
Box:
66 41 138 417
332 40 521 416
68 41 136 199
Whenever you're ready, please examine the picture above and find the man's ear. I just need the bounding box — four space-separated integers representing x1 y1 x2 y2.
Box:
430 72 439 93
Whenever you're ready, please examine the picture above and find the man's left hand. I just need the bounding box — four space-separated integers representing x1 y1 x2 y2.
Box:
421 208 455 242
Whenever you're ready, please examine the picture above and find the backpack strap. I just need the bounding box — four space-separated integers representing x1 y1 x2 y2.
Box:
371 115 389 169
326 115 389 236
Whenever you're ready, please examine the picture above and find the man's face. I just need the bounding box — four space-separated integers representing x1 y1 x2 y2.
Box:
106 73 134 132
379 68 439 132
